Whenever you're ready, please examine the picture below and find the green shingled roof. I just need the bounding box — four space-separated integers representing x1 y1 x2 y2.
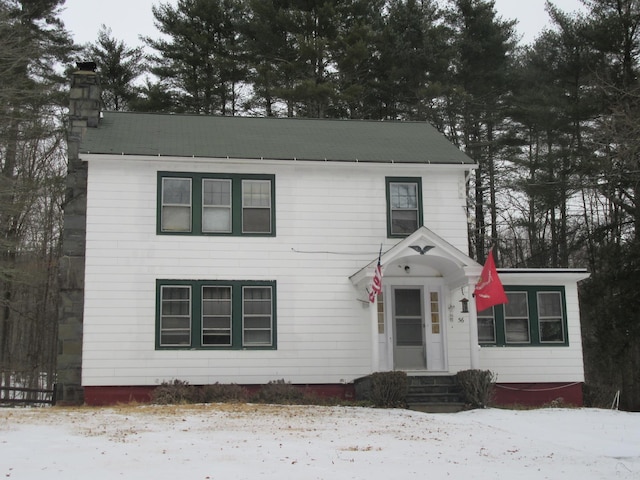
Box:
79 111 474 164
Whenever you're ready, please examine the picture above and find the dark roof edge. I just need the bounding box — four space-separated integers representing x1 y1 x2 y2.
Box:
78 152 476 166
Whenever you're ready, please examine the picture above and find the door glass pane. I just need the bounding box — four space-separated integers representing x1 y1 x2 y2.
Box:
395 289 423 346
396 318 423 346
394 289 421 316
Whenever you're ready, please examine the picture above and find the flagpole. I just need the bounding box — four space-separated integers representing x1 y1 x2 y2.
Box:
370 295 379 372
370 244 383 373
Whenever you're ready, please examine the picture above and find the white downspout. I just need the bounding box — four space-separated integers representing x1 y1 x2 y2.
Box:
468 281 480 369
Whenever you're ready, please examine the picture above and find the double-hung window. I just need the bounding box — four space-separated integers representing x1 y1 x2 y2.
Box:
158 172 275 236
157 280 276 350
477 286 568 347
386 177 423 237
161 177 192 232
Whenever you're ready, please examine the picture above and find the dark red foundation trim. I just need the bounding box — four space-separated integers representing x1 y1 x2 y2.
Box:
83 384 356 407
83 382 582 407
492 382 583 407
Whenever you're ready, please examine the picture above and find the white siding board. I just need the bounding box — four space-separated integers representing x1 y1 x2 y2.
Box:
479 282 585 383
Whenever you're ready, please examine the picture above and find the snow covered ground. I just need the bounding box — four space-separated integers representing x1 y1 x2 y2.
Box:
1 404 638 479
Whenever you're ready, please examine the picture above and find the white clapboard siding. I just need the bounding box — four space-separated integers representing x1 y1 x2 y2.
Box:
82 157 469 386
478 282 585 383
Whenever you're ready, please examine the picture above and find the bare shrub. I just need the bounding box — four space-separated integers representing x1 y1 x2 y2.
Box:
151 380 201 405
201 383 249 403
456 369 495 408
252 379 305 404
361 371 408 408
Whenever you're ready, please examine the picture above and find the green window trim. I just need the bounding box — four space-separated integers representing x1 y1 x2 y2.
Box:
157 172 276 236
156 279 277 350
385 177 423 238
478 286 569 347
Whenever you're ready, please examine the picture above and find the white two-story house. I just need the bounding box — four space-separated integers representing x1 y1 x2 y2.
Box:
57 66 589 407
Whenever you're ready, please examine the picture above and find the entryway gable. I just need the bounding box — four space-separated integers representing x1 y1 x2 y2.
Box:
349 227 482 290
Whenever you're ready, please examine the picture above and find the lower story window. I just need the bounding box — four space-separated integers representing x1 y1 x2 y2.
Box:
477 286 567 347
157 280 276 350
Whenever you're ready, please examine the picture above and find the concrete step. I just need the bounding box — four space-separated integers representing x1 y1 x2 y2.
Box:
407 402 466 413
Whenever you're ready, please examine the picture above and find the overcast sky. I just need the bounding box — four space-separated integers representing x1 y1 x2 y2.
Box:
60 0 586 49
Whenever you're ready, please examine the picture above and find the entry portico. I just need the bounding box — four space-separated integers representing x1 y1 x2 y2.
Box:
350 226 483 375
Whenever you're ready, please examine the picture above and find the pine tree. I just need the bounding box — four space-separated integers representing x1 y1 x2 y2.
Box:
444 0 518 262
145 0 248 115
83 25 145 111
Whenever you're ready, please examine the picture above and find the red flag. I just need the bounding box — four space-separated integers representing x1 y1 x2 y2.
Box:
368 258 383 303
474 249 507 312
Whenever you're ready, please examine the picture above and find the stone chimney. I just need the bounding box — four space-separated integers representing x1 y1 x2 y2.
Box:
56 62 100 405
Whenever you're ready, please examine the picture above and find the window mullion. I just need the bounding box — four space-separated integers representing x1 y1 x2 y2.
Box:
231 177 242 235
192 282 202 347
231 282 242 348
529 290 541 344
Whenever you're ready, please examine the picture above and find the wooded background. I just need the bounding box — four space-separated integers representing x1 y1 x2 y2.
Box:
2 0 639 409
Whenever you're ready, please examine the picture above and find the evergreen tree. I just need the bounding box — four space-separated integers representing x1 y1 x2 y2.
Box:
83 25 145 111
145 0 248 115
242 0 299 116
375 0 450 121
444 0 518 262
504 9 601 268
329 0 385 119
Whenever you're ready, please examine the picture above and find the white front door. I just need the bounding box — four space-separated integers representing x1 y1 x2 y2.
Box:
392 287 426 369
392 286 445 371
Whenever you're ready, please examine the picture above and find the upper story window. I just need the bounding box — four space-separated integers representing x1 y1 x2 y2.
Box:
386 177 423 237
478 286 568 347
158 172 275 236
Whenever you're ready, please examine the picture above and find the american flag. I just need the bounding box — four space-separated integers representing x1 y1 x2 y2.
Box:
368 256 383 303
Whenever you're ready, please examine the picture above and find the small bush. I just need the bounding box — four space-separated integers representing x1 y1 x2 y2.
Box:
253 379 305 404
359 371 408 408
201 383 249 403
152 379 202 405
456 369 495 408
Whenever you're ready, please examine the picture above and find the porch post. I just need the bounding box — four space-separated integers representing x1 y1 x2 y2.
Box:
370 297 379 372
468 281 480 369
